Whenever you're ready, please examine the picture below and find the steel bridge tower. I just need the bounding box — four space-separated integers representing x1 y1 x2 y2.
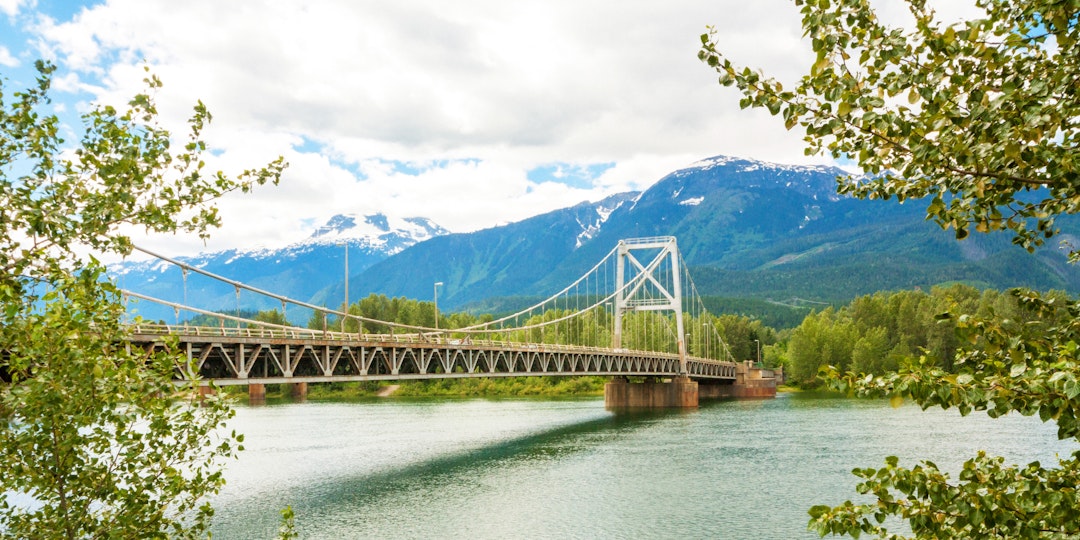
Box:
612 236 687 375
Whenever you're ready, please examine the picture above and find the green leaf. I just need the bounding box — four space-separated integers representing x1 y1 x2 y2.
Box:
700 2 1080 536
808 505 831 519
0 60 280 538
1010 363 1027 378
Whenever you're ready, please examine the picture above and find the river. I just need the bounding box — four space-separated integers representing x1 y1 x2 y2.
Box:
210 393 1078 539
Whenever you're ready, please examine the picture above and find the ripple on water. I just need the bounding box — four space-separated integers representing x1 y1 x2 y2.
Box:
210 395 1078 539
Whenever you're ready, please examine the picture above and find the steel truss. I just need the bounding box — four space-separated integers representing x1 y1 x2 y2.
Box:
127 325 737 385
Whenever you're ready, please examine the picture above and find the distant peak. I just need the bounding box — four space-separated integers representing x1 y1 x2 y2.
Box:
364 213 391 232
404 216 449 233
304 212 449 254
310 214 357 238
684 155 844 176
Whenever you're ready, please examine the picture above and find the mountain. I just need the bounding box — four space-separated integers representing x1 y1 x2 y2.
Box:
350 155 1080 310
327 192 639 306
113 155 1080 325
112 213 448 322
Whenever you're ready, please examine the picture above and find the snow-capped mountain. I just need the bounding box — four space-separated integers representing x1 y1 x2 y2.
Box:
307 214 446 254
339 192 640 308
111 212 448 322
352 155 1080 310
115 155 1080 324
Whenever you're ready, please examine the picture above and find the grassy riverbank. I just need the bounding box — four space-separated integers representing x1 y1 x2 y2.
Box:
227 376 608 401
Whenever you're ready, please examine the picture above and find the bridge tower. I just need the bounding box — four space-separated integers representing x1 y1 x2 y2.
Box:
613 237 687 374
605 237 699 409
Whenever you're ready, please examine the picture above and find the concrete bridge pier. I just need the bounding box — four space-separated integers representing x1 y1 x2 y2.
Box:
605 362 779 409
248 383 266 404
698 362 778 399
289 382 308 401
604 376 699 409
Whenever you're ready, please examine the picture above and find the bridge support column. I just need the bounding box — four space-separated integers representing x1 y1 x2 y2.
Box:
604 376 698 409
248 383 266 404
697 362 778 400
288 382 308 401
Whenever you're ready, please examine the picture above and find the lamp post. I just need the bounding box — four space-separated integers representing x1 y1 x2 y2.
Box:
337 241 349 332
434 282 444 330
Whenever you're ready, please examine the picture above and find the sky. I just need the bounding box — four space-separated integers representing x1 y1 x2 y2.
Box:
0 0 978 259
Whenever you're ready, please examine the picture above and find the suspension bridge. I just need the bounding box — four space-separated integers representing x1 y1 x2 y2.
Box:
120 236 778 407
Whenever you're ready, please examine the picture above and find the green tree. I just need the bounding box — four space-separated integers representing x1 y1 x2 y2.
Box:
307 308 330 332
786 315 822 382
700 0 1078 255
0 62 284 537
701 0 1080 537
850 325 891 374
251 309 289 327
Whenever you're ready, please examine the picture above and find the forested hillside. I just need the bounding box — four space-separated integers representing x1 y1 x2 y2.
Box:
774 285 1063 385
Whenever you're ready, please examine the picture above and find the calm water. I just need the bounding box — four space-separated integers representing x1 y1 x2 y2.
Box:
210 393 1078 539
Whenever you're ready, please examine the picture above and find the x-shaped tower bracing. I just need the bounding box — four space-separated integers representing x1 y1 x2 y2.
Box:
613 236 687 375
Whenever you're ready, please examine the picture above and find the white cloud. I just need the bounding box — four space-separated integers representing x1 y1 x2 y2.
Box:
0 0 28 18
0 44 16 66
11 0 873 258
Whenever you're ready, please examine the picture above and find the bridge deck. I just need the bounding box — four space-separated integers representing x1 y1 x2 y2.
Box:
127 324 737 385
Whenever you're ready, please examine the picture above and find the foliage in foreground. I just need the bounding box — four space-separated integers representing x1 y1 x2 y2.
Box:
815 290 1080 538
0 61 283 537
702 0 1080 537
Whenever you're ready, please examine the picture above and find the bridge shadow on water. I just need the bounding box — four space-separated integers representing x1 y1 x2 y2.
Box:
210 399 772 537
290 406 689 513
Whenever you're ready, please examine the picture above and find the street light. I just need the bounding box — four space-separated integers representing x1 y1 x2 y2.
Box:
337 241 349 332
434 282 444 330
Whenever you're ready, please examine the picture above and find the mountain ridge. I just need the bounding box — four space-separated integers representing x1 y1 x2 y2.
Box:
111 155 1080 323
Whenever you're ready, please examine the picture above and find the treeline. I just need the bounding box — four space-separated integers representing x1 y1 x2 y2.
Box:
701 296 820 330
194 286 1059 380
179 309 289 328
234 376 609 400
777 284 1069 385
278 293 775 362
177 288 1066 388
304 294 491 333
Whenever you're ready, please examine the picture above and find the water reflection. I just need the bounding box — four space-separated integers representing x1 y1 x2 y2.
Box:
211 395 1078 539
212 399 673 538
305 411 663 505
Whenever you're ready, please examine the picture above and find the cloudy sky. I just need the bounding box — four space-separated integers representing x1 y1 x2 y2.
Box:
0 0 974 259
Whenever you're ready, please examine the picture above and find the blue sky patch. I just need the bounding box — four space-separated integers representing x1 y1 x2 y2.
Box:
527 162 615 189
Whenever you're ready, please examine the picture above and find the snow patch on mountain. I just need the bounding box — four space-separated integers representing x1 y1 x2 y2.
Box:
687 155 839 176
575 195 634 249
111 212 449 279
307 213 447 254
679 196 704 206
687 155 738 170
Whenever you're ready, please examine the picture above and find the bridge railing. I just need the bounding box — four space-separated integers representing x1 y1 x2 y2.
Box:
125 324 704 359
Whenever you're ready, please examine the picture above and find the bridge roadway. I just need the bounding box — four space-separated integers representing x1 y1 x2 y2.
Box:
127 324 739 386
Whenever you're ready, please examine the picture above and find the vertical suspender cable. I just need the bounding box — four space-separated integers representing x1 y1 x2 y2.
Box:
181 267 188 328
235 285 241 331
